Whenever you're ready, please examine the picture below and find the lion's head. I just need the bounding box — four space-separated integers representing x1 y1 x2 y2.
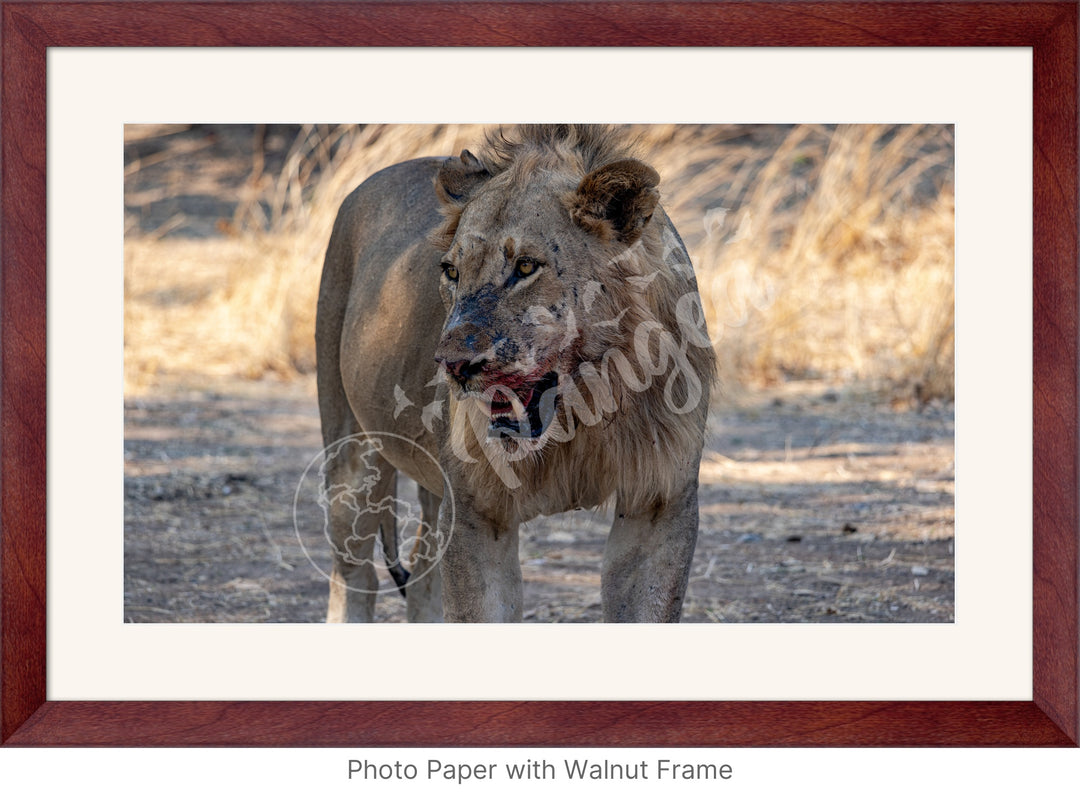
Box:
431 125 699 447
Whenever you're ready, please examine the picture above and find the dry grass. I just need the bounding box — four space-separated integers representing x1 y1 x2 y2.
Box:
124 123 953 401
653 124 955 402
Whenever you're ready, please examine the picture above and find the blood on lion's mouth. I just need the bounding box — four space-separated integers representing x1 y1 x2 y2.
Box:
483 371 560 439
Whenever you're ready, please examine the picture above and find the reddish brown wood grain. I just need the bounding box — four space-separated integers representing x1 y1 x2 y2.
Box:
2 1 1077 747
4 701 1075 747
1 0 48 746
0 2 1073 47
1031 2 1079 745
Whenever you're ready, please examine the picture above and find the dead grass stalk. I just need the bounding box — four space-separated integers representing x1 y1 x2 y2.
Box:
124 124 953 402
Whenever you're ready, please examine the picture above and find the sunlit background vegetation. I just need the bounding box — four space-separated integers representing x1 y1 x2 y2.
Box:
124 123 953 403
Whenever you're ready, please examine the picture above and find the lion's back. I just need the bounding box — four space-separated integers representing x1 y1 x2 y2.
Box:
316 157 449 491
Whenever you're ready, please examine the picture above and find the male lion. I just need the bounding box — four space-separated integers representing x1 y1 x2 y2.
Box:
316 124 715 622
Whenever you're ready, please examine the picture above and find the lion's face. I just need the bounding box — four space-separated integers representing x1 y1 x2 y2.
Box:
433 152 661 440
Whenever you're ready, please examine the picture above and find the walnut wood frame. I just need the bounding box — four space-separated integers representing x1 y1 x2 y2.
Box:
2 1 1077 747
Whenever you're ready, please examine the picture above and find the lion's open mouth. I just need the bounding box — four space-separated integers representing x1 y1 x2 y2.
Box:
485 371 560 439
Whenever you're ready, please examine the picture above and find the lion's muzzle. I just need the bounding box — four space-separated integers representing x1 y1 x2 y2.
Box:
436 339 561 439
486 370 560 439
440 355 488 385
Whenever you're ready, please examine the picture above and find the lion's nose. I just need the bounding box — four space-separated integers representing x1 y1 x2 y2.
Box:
440 356 488 384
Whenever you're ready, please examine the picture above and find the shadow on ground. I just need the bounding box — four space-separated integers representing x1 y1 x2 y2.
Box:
124 376 953 624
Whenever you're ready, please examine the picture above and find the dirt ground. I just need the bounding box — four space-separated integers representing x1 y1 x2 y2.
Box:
124 374 954 624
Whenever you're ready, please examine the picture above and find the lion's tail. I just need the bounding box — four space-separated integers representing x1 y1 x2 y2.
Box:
380 523 410 597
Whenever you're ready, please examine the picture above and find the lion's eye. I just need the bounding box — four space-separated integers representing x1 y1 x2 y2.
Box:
442 262 459 282
514 258 540 279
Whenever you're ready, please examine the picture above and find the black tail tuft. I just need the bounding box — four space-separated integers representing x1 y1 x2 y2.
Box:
388 564 410 598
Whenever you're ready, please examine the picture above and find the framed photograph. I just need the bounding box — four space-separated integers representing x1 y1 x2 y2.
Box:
2 1 1076 747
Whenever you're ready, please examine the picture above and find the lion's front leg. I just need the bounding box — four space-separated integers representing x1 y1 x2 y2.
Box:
602 482 700 622
405 485 444 623
437 494 523 622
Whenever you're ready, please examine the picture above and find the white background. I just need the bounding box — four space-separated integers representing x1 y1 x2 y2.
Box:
6 46 1071 796
50 47 1032 703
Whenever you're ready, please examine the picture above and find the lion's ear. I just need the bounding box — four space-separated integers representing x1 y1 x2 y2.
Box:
571 159 661 245
436 149 491 205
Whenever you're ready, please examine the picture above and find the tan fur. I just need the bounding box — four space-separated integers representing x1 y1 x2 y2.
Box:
317 125 715 622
